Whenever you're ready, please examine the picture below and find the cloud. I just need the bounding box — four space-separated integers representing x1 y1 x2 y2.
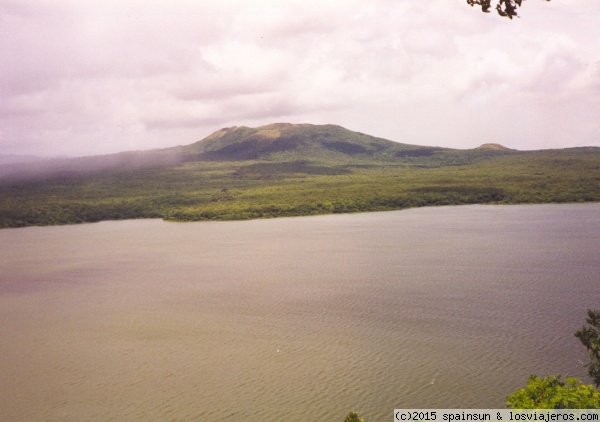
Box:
0 0 599 156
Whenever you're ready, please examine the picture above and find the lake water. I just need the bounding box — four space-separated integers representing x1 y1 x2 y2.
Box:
0 204 598 421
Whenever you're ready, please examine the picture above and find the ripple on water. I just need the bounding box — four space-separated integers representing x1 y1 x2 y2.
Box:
0 204 598 421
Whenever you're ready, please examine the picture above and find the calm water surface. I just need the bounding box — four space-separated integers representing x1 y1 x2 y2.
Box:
1 204 599 421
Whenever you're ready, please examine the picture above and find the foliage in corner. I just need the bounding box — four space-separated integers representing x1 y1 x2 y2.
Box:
344 411 365 422
575 309 600 388
506 375 600 409
467 0 550 19
507 309 600 409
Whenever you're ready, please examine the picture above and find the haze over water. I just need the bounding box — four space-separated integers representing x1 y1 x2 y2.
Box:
1 204 598 421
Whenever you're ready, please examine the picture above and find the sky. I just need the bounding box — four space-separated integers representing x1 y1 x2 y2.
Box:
1 0 599 157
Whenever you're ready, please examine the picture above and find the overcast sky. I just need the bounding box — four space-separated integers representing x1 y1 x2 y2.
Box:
1 0 599 157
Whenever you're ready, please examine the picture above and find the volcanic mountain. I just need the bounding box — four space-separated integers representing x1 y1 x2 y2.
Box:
172 123 447 162
0 123 495 180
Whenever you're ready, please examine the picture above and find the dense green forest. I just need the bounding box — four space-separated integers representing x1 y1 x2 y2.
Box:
1 124 599 228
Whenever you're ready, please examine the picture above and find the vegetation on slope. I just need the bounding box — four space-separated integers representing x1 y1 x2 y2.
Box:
0 124 599 228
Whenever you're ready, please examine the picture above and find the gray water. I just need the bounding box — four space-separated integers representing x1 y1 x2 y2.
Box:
0 204 598 421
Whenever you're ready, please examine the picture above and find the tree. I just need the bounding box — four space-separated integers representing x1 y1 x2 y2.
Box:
575 309 600 387
466 0 550 20
344 411 365 422
506 309 600 409
506 375 600 409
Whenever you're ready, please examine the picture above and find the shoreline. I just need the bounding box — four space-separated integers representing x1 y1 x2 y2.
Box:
2 200 599 230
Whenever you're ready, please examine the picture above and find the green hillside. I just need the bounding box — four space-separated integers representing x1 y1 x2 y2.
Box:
1 123 599 228
175 123 437 161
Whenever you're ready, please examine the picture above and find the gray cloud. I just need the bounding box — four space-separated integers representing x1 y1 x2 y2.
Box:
1 0 599 157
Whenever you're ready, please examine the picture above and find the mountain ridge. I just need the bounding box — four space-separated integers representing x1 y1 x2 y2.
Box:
0 123 497 179
2 123 595 181
1 123 599 228
177 123 500 162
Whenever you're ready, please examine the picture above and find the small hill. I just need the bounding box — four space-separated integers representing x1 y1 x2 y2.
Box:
476 143 512 151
